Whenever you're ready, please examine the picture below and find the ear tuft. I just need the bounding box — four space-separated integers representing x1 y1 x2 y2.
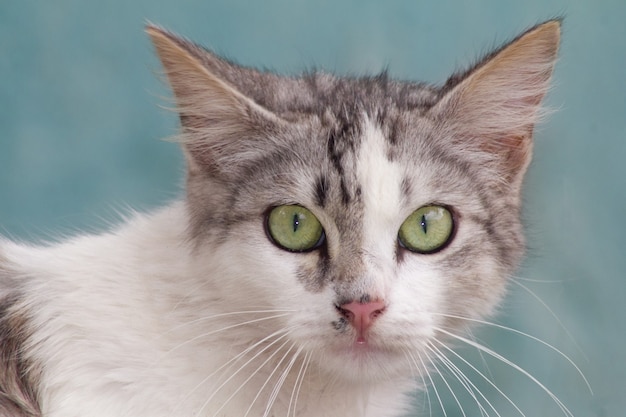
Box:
146 25 280 175
432 20 561 187
146 25 250 121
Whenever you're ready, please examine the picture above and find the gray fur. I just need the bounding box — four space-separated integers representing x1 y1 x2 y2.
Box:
147 21 559 306
0 255 41 417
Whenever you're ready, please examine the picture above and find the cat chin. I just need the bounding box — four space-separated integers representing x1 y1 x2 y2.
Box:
308 338 418 382
320 351 415 383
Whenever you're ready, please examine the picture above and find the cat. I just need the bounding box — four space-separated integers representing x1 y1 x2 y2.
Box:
0 20 561 417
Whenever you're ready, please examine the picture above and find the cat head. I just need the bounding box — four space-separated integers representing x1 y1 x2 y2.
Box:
148 21 560 381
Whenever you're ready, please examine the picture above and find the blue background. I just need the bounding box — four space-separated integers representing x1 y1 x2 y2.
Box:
1 1 623 416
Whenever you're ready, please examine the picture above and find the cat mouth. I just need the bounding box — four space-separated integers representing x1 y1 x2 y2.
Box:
323 338 413 380
334 334 400 359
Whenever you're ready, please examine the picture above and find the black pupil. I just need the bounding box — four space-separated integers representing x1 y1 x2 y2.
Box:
293 213 300 232
420 214 427 234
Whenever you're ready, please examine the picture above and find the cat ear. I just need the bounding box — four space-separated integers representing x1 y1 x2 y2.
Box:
146 25 283 175
431 20 561 188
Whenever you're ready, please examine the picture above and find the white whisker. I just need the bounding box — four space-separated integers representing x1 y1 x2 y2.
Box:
432 337 525 417
511 280 590 365
466 327 496 382
176 327 294 414
162 313 292 360
403 349 433 417
241 342 296 417
194 331 294 417
424 346 468 417
426 342 497 417
415 350 448 417
511 275 565 284
291 351 311 417
432 312 592 394
168 279 214 314
436 327 574 417
166 309 297 333
287 349 308 417
263 345 302 417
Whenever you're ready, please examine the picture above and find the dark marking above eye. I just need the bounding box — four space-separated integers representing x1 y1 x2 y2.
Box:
314 175 329 207
339 181 351 205
327 132 352 205
401 177 412 200
387 115 400 146
326 116 363 206
327 129 344 175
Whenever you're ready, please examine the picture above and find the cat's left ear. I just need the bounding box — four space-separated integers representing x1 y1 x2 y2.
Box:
146 25 283 176
431 20 561 189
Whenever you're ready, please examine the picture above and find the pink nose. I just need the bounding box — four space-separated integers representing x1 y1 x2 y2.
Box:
337 300 386 343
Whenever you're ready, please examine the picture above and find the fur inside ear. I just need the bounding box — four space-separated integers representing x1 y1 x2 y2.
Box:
432 20 561 188
146 25 282 175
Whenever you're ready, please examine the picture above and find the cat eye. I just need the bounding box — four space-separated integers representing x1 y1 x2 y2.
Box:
266 205 325 252
398 205 454 254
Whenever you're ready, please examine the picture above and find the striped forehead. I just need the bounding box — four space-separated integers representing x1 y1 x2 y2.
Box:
306 117 405 293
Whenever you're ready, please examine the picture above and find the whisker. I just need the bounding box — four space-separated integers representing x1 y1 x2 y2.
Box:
432 312 592 393
403 349 433 417
510 274 565 284
432 337 526 417
287 349 308 417
162 313 292 360
435 327 574 417
175 326 295 415
415 350 448 417
166 309 297 333
423 347 468 417
291 351 311 417
426 343 485 416
242 342 297 417
168 280 212 314
263 345 303 417
199 336 293 417
511 280 590 364
426 342 497 417
466 327 496 383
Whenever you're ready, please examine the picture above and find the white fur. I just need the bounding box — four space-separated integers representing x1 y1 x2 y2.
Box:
356 118 444 330
1 122 500 417
4 201 421 417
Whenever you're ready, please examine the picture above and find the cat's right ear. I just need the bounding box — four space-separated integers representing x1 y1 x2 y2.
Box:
146 25 283 175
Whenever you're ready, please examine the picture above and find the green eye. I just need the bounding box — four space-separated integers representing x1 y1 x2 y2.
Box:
266 205 325 252
398 205 454 254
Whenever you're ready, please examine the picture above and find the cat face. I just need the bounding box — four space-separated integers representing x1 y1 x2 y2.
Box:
148 21 559 382
184 112 516 381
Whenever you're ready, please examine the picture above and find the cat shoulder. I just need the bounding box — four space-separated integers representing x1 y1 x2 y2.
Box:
0 245 42 417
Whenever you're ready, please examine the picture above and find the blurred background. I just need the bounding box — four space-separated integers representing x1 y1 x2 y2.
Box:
1 1 623 416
